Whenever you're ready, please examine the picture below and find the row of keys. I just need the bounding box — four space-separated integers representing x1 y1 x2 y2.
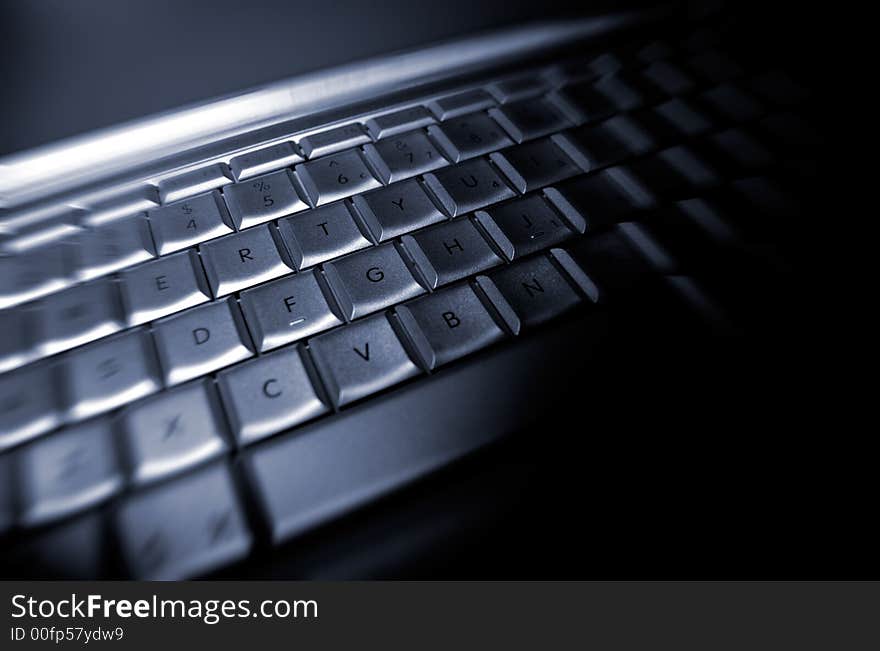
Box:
1 245 600 554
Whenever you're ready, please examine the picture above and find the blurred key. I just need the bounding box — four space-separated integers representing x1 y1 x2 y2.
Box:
0 455 12 533
552 81 618 125
423 158 515 217
17 418 123 527
296 149 381 206
199 225 294 297
428 112 513 162
222 169 309 229
488 77 549 103
402 219 502 288
61 328 162 421
489 98 571 143
363 130 447 183
0 363 61 451
119 379 228 485
323 243 424 320
642 60 695 96
365 106 435 139
427 89 495 120
239 269 343 352
0 243 70 309
0 309 35 373
654 98 714 137
119 249 211 326
7 511 107 578
116 462 251 579
479 195 573 260
159 163 233 204
488 255 582 329
34 278 125 357
352 179 446 242
489 138 581 194
701 84 764 123
547 168 655 232
152 298 254 386
230 141 303 181
309 313 420 407
299 123 370 158
148 191 233 255
277 201 372 269
217 345 327 445
686 50 744 84
396 283 505 369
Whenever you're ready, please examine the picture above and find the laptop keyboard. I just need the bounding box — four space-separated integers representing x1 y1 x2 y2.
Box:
0 18 818 578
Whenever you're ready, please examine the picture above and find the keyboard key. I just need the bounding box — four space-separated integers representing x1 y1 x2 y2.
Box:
488 255 582 329
0 455 12 533
299 123 370 158
222 169 309 229
118 249 212 326
364 130 447 183
148 191 234 255
706 128 774 173
547 168 655 232
119 379 229 485
0 309 35 373
323 243 425 320
365 106 435 139
487 77 549 103
558 119 644 172
69 213 155 281
217 345 327 445
8 511 107 578
351 179 446 242
423 157 516 217
239 269 343 352
565 225 661 295
0 243 70 308
60 328 162 421
626 147 720 200
396 283 505 369
428 112 513 162
642 60 695 96
701 84 764 123
480 195 573 259
34 278 125 357
402 219 502 288
654 98 714 137
488 98 571 143
230 141 303 181
116 462 251 579
199 225 294 297
153 298 254 386
0 363 61 451
296 149 382 206
308 313 420 407
489 137 581 194
552 81 618 125
81 187 160 228
686 50 744 84
16 418 123 527
427 89 495 119
277 201 372 269
159 163 233 203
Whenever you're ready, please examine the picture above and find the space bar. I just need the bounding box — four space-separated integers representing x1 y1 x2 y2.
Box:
243 310 610 545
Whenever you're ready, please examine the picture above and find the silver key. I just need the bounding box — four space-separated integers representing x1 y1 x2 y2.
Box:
70 213 155 281
61 328 162 421
217 345 328 445
115 462 251 579
427 89 495 119
423 157 516 217
309 313 420 407
295 149 382 206
34 278 125 357
277 201 372 269
239 269 343 352
365 106 435 139
199 225 294 297
352 179 447 242
230 141 303 181
428 112 513 162
118 249 212 326
159 163 233 203
0 309 35 373
0 362 61 451
148 191 234 255
487 77 549 103
0 455 12 533
488 98 571 143
363 130 447 184
119 378 229 485
81 186 159 228
299 123 370 158
152 298 254 386
222 169 309 229
323 243 425 320
16 418 124 526
0 243 70 309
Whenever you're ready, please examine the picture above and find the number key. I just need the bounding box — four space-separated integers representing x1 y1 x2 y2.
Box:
364 130 447 183
295 149 381 206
